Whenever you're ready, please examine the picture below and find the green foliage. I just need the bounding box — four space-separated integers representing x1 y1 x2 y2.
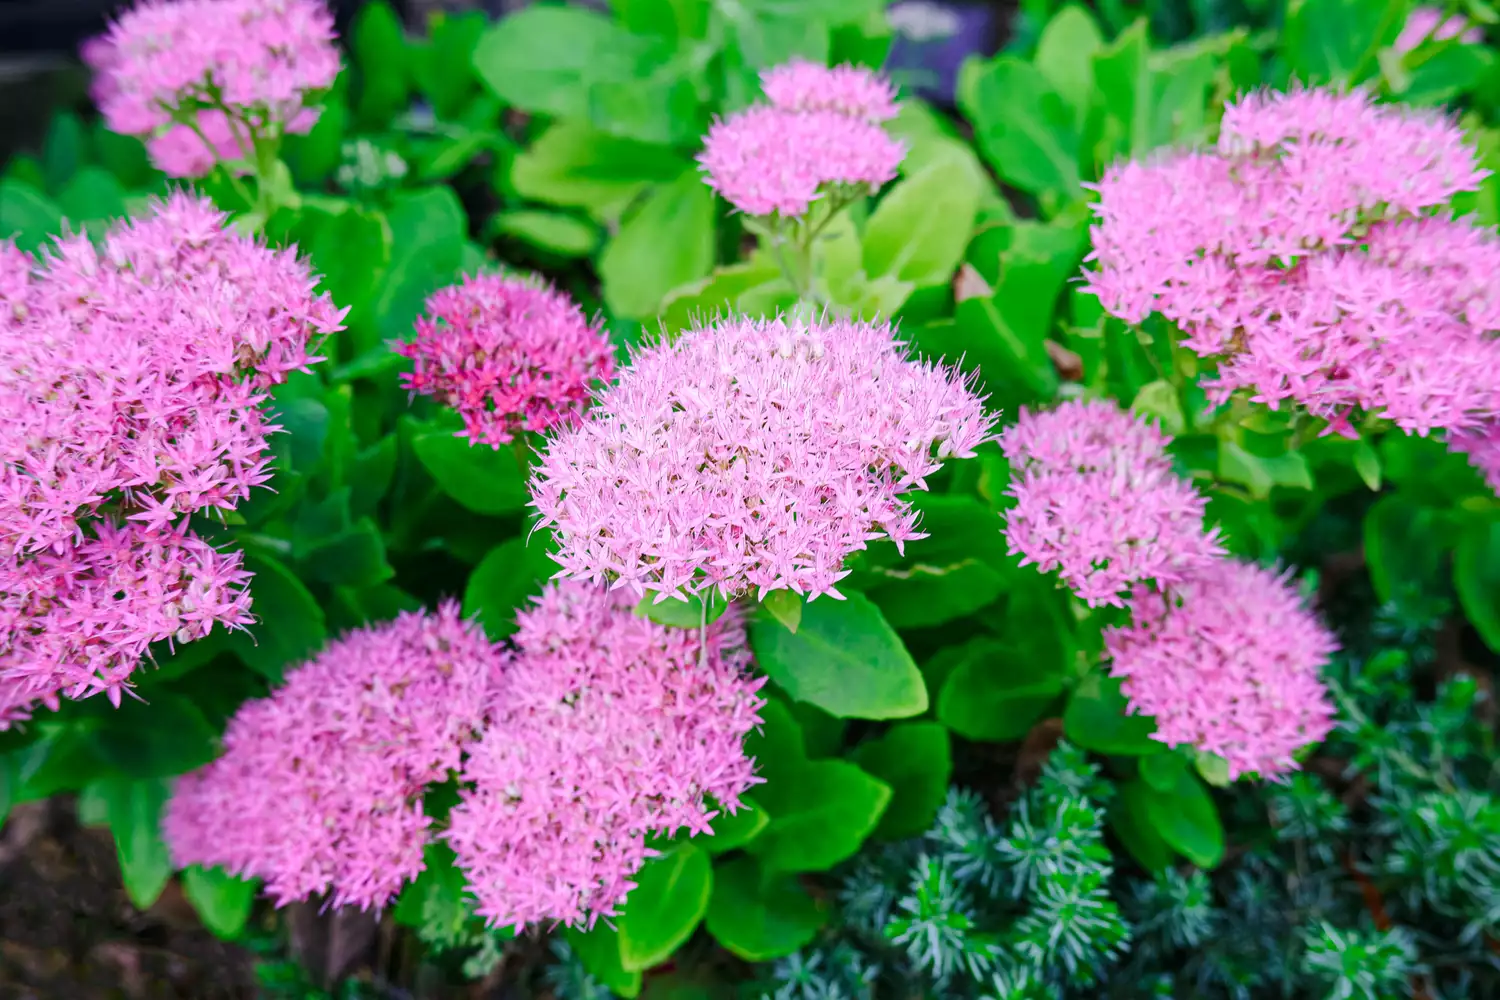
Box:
617 844 713 970
706 856 828 961
750 592 928 720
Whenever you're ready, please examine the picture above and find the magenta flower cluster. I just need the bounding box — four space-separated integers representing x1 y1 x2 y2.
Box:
1085 87 1500 478
699 60 905 217
90 0 341 177
1104 559 1338 780
531 315 994 603
164 604 504 911
1000 400 1224 607
447 580 764 929
0 193 343 727
395 273 616 448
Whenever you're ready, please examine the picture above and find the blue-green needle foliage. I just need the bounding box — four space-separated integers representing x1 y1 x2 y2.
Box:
762 742 1129 1000
749 600 1500 1000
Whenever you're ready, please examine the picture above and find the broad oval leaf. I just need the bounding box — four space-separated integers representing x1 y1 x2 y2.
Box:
748 759 891 873
749 592 927 720
705 856 826 962
183 866 258 940
1063 671 1159 756
411 428 530 515
849 721 952 840
618 843 713 971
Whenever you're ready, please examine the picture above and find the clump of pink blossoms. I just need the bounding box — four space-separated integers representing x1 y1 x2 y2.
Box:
0 193 345 726
1000 400 1224 607
1395 6 1483 52
164 604 506 911
530 315 994 603
446 580 764 930
761 59 899 122
395 273 615 448
700 61 905 217
1104 559 1338 780
91 0 340 177
1085 87 1500 475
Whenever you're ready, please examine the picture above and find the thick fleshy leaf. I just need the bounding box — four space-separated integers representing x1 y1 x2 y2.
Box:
182 867 258 940
850 722 952 839
705 856 826 961
749 592 926 720
1063 671 1159 756
618 843 713 971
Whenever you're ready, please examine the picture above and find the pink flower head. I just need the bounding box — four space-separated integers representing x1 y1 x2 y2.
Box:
761 60 900 123
1206 216 1500 438
445 580 764 930
1085 86 1498 444
0 241 30 328
395 273 615 448
1396 6 1483 53
1104 559 1338 780
699 106 904 217
530 315 995 603
94 0 341 176
999 400 1224 607
164 604 506 911
0 521 253 728
0 192 345 723
700 58 903 217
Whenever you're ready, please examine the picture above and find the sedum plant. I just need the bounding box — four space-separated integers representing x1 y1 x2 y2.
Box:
1 1 1500 999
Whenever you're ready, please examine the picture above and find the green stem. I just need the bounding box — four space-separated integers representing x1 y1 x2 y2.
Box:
181 113 256 210
253 136 282 220
767 216 807 302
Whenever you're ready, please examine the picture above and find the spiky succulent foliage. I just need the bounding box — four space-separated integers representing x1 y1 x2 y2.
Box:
744 591 1500 1000
757 742 1128 999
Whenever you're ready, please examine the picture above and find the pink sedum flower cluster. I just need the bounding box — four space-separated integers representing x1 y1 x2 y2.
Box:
1085 87 1500 473
395 273 615 448
1000 400 1224 607
446 580 764 930
761 59 900 122
91 0 340 177
700 61 904 217
1104 559 1338 780
530 315 994 603
1395 5 1483 52
164 604 506 911
0 193 344 726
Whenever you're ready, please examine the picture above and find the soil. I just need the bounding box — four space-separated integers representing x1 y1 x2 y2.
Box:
0 798 259 1000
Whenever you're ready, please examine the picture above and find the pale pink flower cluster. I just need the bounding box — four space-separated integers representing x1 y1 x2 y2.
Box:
1396 5 1483 53
1000 400 1224 607
1085 88 1500 452
446 580 764 930
90 0 340 177
1104 559 1337 780
0 193 344 726
761 59 900 122
395 273 615 448
699 61 904 217
531 315 994 603
164 604 506 911
1002 401 1334 774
